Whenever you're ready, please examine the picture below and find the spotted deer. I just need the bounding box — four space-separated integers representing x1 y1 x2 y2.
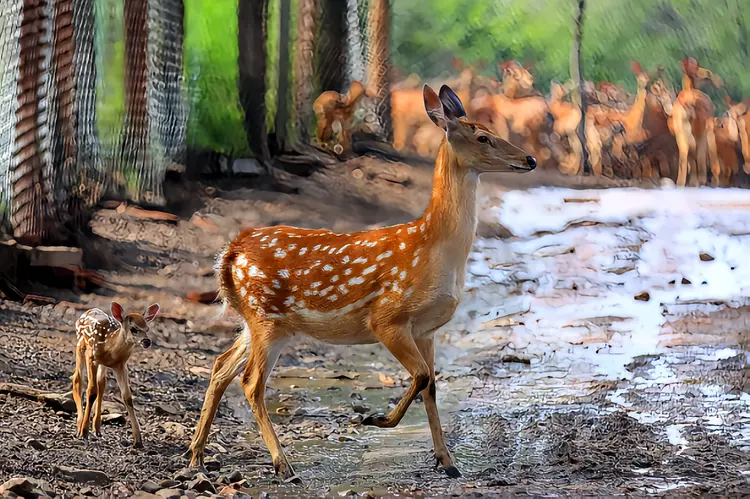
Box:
72 302 160 447
186 84 536 481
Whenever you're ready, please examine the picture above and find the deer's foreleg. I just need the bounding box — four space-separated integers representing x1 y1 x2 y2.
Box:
362 320 430 429
78 356 98 439
114 364 143 448
415 334 461 478
188 331 250 468
239 326 294 480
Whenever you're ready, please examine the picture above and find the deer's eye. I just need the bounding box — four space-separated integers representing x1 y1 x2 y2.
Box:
130 326 138 334
477 135 489 144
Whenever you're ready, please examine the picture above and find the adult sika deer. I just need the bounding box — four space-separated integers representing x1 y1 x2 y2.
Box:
73 302 160 447
187 85 536 480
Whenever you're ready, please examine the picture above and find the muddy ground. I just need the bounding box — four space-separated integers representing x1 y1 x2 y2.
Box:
1 157 749 498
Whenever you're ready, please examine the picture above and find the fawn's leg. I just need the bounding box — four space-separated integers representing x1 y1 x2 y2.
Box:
72 345 85 433
114 364 143 448
362 321 430 429
415 334 461 478
239 327 292 478
78 356 98 438
92 365 107 437
695 131 709 186
188 330 251 467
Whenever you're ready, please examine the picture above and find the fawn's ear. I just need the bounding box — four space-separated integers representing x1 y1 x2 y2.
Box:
424 85 447 132
144 303 160 323
438 85 466 121
111 302 124 322
631 60 643 74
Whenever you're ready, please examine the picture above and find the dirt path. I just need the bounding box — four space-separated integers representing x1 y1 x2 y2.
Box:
1 158 748 498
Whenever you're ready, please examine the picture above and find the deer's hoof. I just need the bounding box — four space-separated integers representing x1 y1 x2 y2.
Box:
443 466 462 479
133 439 144 449
362 412 388 427
274 459 299 483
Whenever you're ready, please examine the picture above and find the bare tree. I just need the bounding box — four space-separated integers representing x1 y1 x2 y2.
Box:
274 0 291 150
238 0 269 160
571 0 591 174
12 0 53 244
293 0 318 144
366 0 391 141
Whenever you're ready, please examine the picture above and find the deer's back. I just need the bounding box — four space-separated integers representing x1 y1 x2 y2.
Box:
221 221 445 343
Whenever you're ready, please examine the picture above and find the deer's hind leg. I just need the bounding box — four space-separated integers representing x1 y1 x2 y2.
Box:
92 365 107 437
239 322 293 479
72 344 86 434
78 355 98 439
188 328 251 467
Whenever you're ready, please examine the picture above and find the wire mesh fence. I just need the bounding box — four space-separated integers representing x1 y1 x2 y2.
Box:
1 0 750 243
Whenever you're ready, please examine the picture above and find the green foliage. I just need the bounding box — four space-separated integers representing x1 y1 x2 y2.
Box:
184 0 250 155
94 0 125 153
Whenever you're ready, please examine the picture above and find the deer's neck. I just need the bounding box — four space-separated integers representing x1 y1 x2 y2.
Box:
422 141 479 262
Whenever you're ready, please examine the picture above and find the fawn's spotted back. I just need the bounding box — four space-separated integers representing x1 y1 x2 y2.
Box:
75 309 121 347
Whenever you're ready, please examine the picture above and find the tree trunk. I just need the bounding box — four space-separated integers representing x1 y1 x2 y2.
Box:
274 0 291 151
317 0 346 92
366 0 391 141
122 0 149 197
150 0 186 166
50 0 79 223
72 0 103 204
293 0 318 144
238 0 269 160
12 0 53 244
571 0 591 175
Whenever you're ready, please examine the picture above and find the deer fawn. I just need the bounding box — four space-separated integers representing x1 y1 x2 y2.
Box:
72 302 160 447
186 84 536 480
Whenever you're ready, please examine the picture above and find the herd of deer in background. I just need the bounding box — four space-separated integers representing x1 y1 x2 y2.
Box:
314 56 750 188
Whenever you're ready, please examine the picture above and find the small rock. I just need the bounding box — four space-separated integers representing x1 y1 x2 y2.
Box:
159 480 181 489
204 457 222 472
351 404 369 414
351 168 364 179
699 252 715 262
25 438 46 451
187 474 216 494
142 481 161 494
232 158 264 175
131 493 161 499
0 477 54 498
162 422 188 439
174 468 197 482
681 277 692 285
634 292 650 302
156 489 183 499
154 402 181 416
226 471 242 484
218 486 239 498
54 466 110 486
79 486 94 496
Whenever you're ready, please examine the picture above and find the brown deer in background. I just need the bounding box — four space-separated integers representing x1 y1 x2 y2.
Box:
186 84 536 481
672 57 722 186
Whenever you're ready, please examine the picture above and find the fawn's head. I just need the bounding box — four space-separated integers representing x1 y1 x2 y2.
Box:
423 84 536 173
111 302 160 349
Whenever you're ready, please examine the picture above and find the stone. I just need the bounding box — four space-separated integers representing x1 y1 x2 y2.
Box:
203 457 222 472
231 158 264 176
0 477 54 498
142 481 161 494
53 466 110 486
25 438 46 451
156 489 183 499
186 474 216 494
159 480 181 489
174 468 197 482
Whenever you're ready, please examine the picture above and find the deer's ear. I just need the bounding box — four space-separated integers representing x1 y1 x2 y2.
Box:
111 302 124 322
144 303 160 323
438 85 466 120
631 60 643 74
424 85 447 131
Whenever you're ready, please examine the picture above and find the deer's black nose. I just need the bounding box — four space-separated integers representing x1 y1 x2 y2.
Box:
140 338 152 348
526 156 537 169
